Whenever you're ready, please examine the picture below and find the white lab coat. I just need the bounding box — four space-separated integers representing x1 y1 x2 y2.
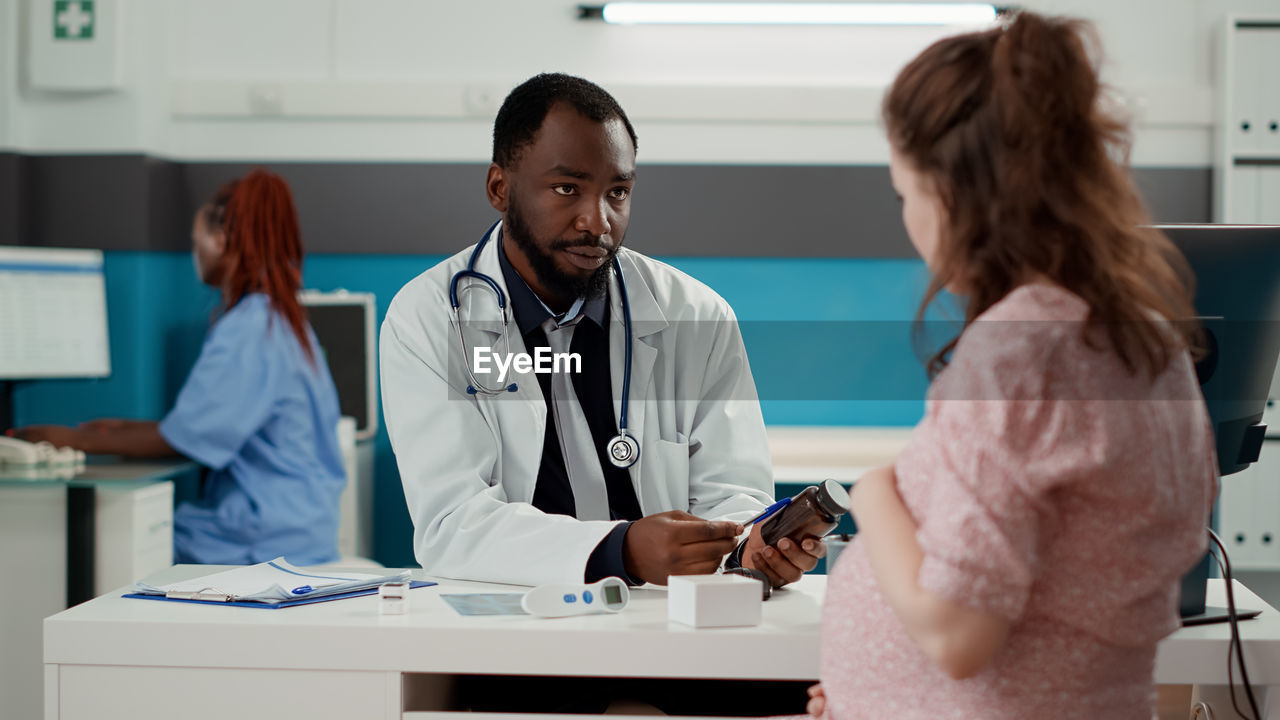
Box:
380 222 773 585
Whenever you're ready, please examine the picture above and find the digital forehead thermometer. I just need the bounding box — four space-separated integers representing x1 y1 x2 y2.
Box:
521 577 630 618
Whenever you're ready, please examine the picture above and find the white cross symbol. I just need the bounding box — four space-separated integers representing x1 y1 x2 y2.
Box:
57 2 92 38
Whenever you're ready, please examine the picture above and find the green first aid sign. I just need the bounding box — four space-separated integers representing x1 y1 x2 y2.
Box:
54 0 95 40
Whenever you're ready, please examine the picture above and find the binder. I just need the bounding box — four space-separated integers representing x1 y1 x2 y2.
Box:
123 581 436 609
123 557 436 608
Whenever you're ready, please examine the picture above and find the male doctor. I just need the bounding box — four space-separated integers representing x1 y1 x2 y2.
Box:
380 73 823 589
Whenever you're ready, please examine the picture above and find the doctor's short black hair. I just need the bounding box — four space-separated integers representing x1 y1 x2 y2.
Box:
492 73 638 169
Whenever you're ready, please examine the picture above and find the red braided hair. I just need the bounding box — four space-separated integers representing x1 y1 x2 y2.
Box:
203 169 314 363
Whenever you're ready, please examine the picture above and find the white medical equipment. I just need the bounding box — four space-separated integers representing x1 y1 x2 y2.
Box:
0 436 84 467
521 577 630 617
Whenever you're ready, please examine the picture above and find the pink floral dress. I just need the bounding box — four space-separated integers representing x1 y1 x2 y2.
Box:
820 285 1218 720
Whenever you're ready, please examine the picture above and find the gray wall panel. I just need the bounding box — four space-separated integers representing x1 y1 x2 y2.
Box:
180 162 496 255
1133 167 1212 223
147 158 190 251
631 165 911 257
25 155 150 250
8 154 1214 257
0 153 23 246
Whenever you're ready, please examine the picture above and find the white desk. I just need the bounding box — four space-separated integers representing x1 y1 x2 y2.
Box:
42 566 1280 720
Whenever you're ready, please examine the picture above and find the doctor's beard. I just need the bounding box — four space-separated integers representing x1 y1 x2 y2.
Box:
505 196 618 302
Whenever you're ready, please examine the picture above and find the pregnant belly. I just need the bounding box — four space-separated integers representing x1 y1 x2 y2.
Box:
819 540 939 718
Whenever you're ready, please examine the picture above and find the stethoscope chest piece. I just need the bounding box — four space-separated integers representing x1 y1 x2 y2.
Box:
607 431 640 469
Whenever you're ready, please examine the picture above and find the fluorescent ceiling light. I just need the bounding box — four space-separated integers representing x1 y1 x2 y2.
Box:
586 3 1003 25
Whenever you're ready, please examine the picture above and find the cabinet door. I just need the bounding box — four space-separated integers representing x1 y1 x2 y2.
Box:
1232 27 1265 154
57 665 401 720
1251 442 1280 568
1264 28 1280 154
1219 473 1262 568
1229 166 1260 223
0 487 66 720
95 481 174 596
1258 166 1280 223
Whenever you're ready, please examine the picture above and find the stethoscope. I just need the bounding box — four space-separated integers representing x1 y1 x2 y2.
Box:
449 221 640 469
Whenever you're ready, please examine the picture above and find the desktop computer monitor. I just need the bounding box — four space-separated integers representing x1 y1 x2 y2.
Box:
0 246 111 429
299 290 378 441
1158 225 1280 621
1164 225 1280 476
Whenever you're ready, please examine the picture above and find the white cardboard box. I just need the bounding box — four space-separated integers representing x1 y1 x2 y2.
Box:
668 574 763 628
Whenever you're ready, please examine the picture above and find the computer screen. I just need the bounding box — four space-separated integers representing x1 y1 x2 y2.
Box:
1160 224 1280 476
0 246 110 380
299 290 378 440
1159 224 1280 620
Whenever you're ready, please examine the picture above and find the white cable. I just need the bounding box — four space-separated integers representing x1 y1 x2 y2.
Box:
1191 700 1215 720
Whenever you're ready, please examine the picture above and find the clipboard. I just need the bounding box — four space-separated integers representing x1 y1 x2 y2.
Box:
122 580 437 609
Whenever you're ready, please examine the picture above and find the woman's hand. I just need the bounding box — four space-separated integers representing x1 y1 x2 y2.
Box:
12 425 86 449
806 683 827 718
15 420 175 458
78 418 133 434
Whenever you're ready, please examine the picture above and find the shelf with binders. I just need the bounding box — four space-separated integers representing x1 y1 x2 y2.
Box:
1214 16 1280 225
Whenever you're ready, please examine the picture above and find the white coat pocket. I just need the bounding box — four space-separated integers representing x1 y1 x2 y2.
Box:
640 436 691 512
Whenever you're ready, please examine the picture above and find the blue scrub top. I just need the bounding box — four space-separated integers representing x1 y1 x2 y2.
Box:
160 293 346 565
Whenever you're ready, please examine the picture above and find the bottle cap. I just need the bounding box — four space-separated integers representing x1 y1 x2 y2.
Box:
817 479 851 517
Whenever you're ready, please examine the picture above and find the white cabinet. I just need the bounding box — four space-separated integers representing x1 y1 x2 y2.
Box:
1230 166 1259 223
1215 17 1280 223
1261 167 1280 224
1217 369 1280 571
0 485 68 720
1213 16 1280 572
1219 440 1280 570
335 415 376 561
0 473 177 720
94 481 174 596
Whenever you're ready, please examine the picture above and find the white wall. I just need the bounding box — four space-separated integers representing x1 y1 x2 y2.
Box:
0 0 15 145
4 0 1280 165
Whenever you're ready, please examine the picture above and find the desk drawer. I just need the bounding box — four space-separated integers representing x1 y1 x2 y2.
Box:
56 665 400 720
95 481 174 595
128 482 175 547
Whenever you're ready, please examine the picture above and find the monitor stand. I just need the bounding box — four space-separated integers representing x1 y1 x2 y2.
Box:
1182 606 1262 627
1180 551 1262 626
0 380 15 432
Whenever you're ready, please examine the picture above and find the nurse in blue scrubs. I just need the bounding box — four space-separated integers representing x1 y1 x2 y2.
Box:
16 169 346 566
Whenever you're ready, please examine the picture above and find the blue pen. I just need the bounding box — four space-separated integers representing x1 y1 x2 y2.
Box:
749 497 791 525
291 585 313 595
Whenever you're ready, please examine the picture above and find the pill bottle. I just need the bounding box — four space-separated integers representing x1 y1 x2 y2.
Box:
760 479 850 547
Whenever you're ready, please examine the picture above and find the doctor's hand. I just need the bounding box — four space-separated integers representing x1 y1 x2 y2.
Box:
741 521 825 588
623 510 743 586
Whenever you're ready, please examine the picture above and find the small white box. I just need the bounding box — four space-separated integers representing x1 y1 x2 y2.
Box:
667 574 762 628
